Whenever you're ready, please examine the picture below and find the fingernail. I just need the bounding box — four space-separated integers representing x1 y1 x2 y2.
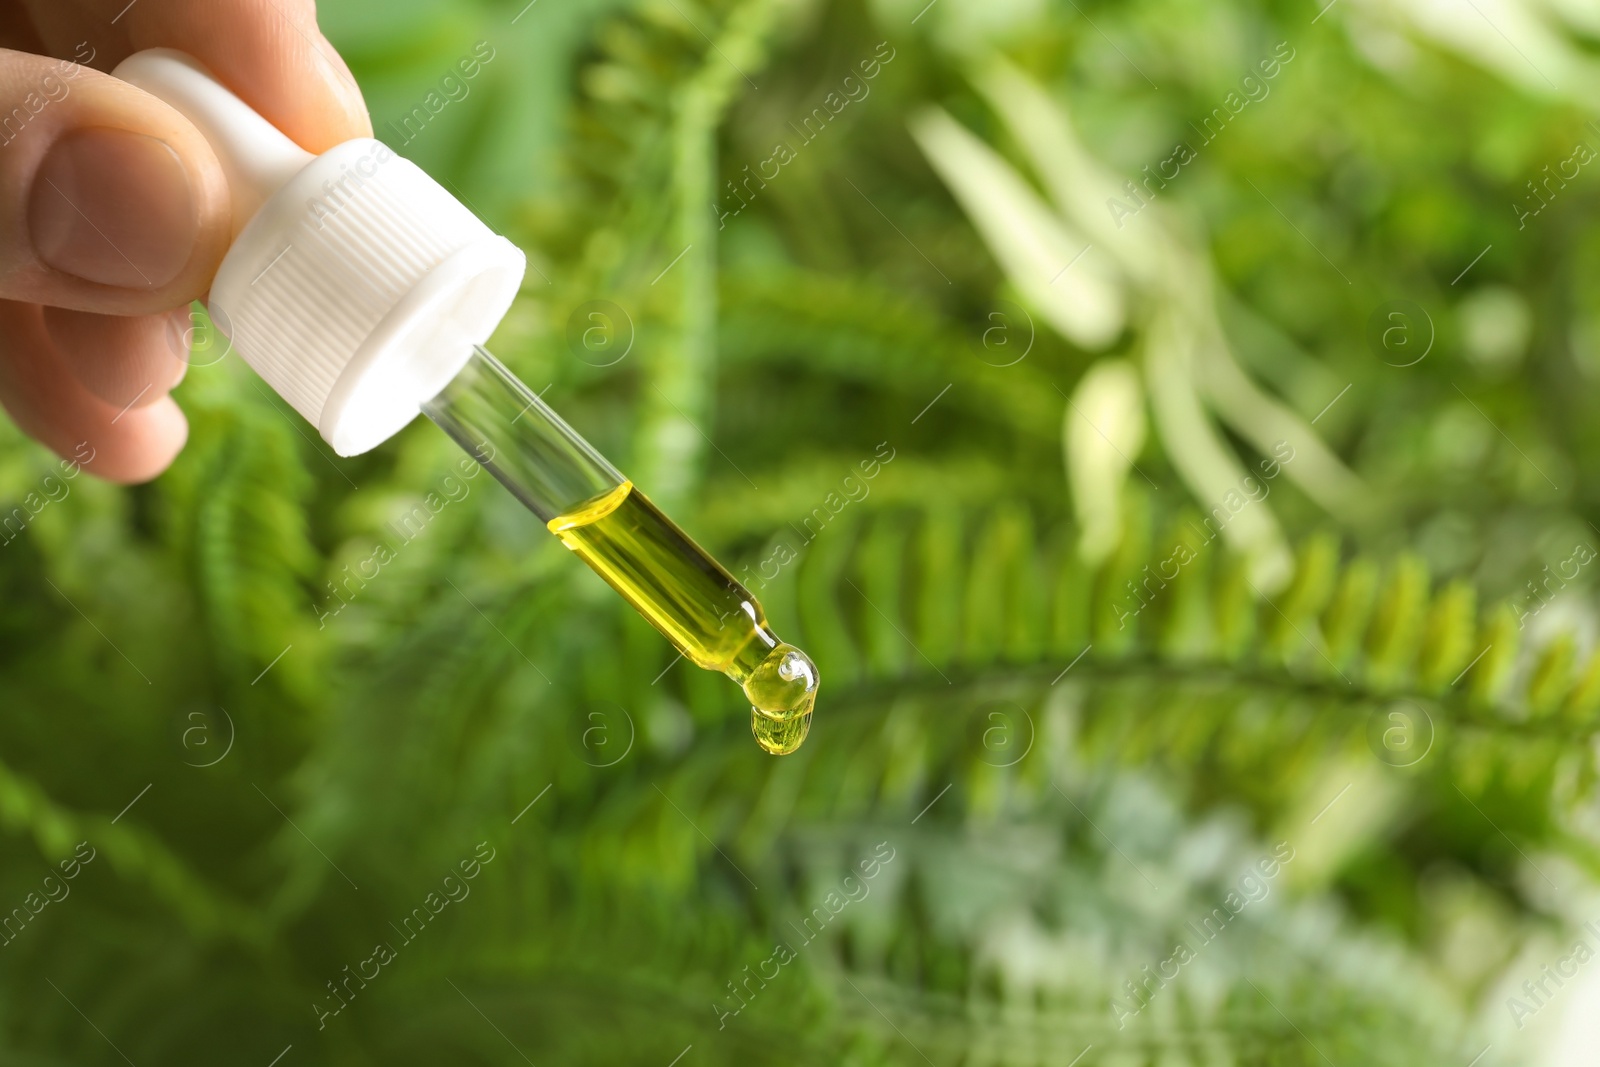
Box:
28 128 198 290
319 38 373 136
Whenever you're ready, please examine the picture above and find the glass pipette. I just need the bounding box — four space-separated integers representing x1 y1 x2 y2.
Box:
424 348 818 754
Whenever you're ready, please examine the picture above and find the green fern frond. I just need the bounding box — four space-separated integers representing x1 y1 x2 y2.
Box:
158 379 317 687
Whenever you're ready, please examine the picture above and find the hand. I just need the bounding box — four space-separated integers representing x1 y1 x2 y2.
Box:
0 0 370 482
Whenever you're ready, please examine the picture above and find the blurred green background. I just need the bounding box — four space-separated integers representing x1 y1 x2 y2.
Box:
6 0 1600 1062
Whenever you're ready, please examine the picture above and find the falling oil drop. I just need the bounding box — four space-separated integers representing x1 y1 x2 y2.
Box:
752 703 813 755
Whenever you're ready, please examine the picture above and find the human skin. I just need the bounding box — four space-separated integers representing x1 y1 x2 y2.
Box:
0 0 370 482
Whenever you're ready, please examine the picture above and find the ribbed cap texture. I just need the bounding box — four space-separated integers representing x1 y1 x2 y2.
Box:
211 140 495 426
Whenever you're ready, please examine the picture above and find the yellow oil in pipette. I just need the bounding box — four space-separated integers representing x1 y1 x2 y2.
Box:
548 481 818 754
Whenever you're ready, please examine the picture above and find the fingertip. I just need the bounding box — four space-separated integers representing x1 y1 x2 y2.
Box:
89 394 188 485
0 301 189 484
310 33 373 146
120 2 373 154
42 305 190 410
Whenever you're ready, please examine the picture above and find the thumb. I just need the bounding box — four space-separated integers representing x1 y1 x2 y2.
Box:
0 48 230 315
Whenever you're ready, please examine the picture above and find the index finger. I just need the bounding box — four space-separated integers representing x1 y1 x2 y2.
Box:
22 0 370 152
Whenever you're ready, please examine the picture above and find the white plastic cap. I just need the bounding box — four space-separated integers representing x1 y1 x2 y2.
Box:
112 49 526 456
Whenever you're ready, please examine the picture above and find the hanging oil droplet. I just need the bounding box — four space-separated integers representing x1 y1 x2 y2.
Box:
743 644 818 721
752 705 811 755
549 482 820 754
745 643 819 755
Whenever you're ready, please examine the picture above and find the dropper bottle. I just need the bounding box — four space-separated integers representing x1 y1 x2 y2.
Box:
114 50 818 754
